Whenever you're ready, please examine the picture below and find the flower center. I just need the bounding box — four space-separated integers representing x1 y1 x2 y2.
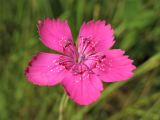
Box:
57 37 106 75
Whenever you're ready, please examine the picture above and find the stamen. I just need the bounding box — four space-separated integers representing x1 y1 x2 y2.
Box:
79 36 96 56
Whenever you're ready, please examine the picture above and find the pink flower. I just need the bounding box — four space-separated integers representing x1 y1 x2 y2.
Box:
25 18 136 105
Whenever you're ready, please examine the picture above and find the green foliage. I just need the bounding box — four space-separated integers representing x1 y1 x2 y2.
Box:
0 0 160 120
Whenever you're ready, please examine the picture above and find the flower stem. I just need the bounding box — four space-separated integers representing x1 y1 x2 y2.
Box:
58 93 69 120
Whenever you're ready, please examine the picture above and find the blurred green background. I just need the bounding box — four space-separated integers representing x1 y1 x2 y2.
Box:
1 0 160 120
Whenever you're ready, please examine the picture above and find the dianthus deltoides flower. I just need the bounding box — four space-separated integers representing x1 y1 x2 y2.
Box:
25 18 136 105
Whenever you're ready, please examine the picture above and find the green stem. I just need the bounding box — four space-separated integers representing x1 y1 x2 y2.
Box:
58 93 69 120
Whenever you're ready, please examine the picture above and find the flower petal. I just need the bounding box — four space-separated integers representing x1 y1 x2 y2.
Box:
25 52 68 86
38 18 75 54
62 72 103 105
78 20 115 53
94 49 136 82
